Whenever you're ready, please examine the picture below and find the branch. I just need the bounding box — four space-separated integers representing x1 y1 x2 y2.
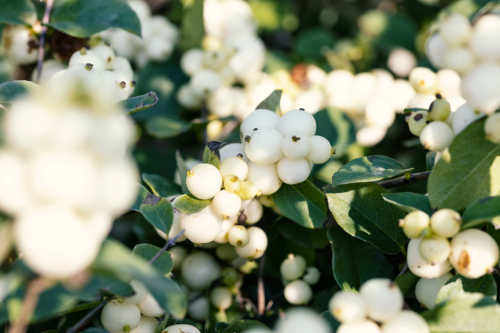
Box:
9 278 50 333
377 171 431 189
35 0 55 84
148 229 185 265
257 254 266 319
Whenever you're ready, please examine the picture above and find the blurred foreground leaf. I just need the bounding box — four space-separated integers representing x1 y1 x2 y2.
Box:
0 0 37 25
0 80 39 103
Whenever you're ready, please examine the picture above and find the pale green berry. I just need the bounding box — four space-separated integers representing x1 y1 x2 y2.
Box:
430 209 461 238
408 111 429 136
400 211 430 239
428 94 451 121
419 236 451 264
329 291 366 323
485 113 500 144
223 175 241 194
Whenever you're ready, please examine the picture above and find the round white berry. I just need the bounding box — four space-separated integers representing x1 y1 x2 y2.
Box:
452 103 484 135
92 44 116 70
113 56 134 80
485 112 500 143
130 316 158 333
179 205 223 244
245 127 284 164
177 84 202 110
409 67 438 94
137 293 164 317
228 225 249 247
360 278 403 322
181 252 220 290
240 109 280 142
244 199 263 225
69 48 106 71
189 69 222 98
187 294 209 321
101 299 141 333
0 151 32 214
303 267 321 285
280 254 307 280
439 14 471 47
381 310 429 333
329 291 366 323
337 320 381 333
408 238 453 278
213 216 237 244
101 70 129 102
220 156 248 180
216 243 238 262
275 308 329 333
430 209 462 238
470 14 500 61
284 280 313 304
236 181 259 200
235 227 268 259
181 49 204 75
461 63 500 114
155 212 187 242
420 121 455 152
210 286 232 310
161 324 201 333
443 47 475 75
186 163 222 200
124 280 148 305
428 95 451 122
219 143 249 162
278 109 316 137
408 111 429 137
281 132 312 160
426 34 448 69
306 136 333 164
223 175 242 194
277 157 311 185
212 190 242 220
419 236 451 264
169 246 187 271
246 162 282 195
415 273 454 309
1 25 39 65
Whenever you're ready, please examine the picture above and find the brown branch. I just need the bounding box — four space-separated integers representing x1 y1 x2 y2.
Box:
377 171 431 189
35 0 55 83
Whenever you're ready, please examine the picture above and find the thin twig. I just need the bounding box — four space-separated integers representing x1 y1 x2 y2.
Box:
377 171 431 189
66 297 113 333
396 263 408 280
35 0 55 83
265 290 283 312
257 254 266 319
9 278 50 333
148 229 185 264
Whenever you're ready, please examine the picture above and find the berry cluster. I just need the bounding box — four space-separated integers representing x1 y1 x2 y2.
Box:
99 0 179 68
0 62 138 279
401 209 499 279
329 279 429 333
280 254 321 305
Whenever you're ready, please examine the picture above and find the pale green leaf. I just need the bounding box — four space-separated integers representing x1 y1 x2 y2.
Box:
173 194 211 215
122 92 159 115
436 275 497 305
142 173 181 198
222 320 269 333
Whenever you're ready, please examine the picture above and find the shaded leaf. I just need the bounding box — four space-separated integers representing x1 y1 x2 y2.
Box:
133 244 174 275
331 155 412 187
222 320 269 333
0 0 37 25
154 317 170 333
436 275 497 305
277 220 329 249
257 90 282 114
325 182 407 254
181 0 205 51
427 151 438 171
142 173 181 198
131 184 150 212
272 180 328 229
33 285 77 322
173 194 211 215
428 119 500 211
294 27 336 59
139 194 174 234
122 92 159 115
462 196 500 230
145 116 190 139
202 142 223 169
382 192 433 215
0 80 39 103
313 107 356 158
395 271 420 297
75 274 134 300
92 240 187 318
48 0 141 38
328 228 398 290
66 302 102 314
176 151 190 195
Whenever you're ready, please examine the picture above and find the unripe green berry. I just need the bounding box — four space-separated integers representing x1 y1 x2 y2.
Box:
428 94 451 121
303 267 321 285
210 286 232 310
280 254 307 280
224 175 241 194
400 211 430 239
430 209 461 238
419 235 451 264
408 111 429 136
236 181 259 200
485 113 500 144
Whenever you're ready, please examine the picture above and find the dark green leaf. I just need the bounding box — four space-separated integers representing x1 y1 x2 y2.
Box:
75 274 134 300
82 328 108 333
436 275 497 305
216 322 230 333
331 155 412 187
92 240 187 319
202 143 222 169
173 194 211 215
122 92 159 115
272 180 328 229
33 285 77 322
132 244 174 275
319 311 340 333
0 0 37 25
395 271 420 297
145 116 190 139
181 0 205 50
462 196 500 229
327 228 398 290
325 183 407 254
66 302 102 314
422 293 500 333
256 90 282 114
403 107 427 114
176 151 190 195
486 224 500 249
48 0 141 38
139 195 174 234
293 27 336 59
426 151 438 171
276 220 329 249
428 118 500 211
142 173 181 198
382 192 433 215
0 80 39 103
222 320 269 333
131 184 150 212
313 107 356 158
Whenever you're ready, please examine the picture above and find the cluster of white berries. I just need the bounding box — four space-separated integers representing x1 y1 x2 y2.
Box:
329 279 429 333
401 209 499 279
0 61 138 279
426 13 500 144
100 0 179 68
1 24 39 65
280 254 321 305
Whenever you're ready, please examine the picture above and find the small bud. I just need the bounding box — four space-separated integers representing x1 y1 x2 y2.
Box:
435 93 442 99
244 135 251 143
119 81 126 89
79 47 87 55
292 135 301 142
331 148 337 155
85 63 93 71
187 171 194 177
236 153 243 159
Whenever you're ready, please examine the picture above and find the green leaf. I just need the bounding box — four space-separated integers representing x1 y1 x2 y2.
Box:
313 107 356 158
327 228 398 290
436 275 497 305
256 90 282 114
325 183 407 254
294 27 336 59
222 320 269 333
422 293 500 333
395 271 420 297
403 107 427 114
331 155 412 187
154 317 170 333
66 302 102 314
132 244 174 275
0 80 39 103
216 322 230 333
0 0 37 25
131 184 150 212
92 240 187 319
202 141 224 169
75 274 135 300
382 192 433 215
486 224 500 249
173 194 211 215
122 92 159 115
319 311 340 333
272 180 328 229
48 0 141 38
33 285 77 322
176 151 190 195
145 116 190 139
139 194 174 234
181 0 205 51
427 151 438 171
462 196 500 229
428 118 500 211
142 173 181 198
276 220 329 249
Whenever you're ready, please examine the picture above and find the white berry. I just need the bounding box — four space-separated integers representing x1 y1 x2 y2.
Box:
245 127 284 164
280 254 307 280
244 199 263 225
235 227 268 259
419 236 451 264
181 252 220 290
452 103 484 135
220 156 248 180
186 163 222 200
179 204 223 244
124 280 148 305
306 136 332 164
408 238 453 278
485 113 500 143
420 121 455 152
277 157 311 185
337 320 381 333
161 324 200 333
210 286 232 310
284 280 312 304
303 267 321 285
430 209 462 238
381 310 429 333
415 273 454 309
212 190 242 220
101 299 141 333
329 291 366 323
130 316 158 333
360 278 403 322
439 14 471 47
137 293 164 317
228 225 249 247
246 162 282 195
278 109 316 137
240 109 280 142
281 132 312 160
69 48 106 71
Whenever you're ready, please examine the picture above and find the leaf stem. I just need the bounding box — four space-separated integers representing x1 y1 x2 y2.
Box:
35 0 55 84
377 171 431 189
